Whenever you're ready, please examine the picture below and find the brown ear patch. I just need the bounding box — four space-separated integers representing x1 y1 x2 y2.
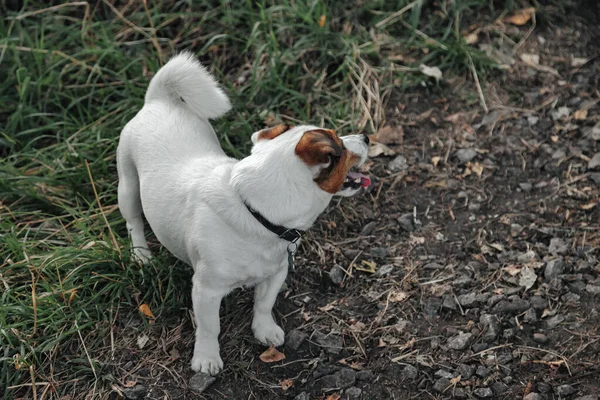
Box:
295 129 359 194
257 124 293 140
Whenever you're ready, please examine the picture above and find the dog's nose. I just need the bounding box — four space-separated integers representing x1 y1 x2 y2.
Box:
362 133 370 145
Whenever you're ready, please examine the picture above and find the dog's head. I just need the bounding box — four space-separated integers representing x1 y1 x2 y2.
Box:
250 124 370 197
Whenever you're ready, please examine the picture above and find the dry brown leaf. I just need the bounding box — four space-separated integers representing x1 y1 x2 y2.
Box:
318 301 337 312
371 125 404 145
377 338 387 347
580 201 598 210
318 14 326 28
431 156 441 167
504 7 535 25
368 142 396 157
139 304 155 319
280 378 293 391
325 394 341 400
574 109 588 120
470 162 484 177
424 179 448 189
124 380 137 388
449 375 461 385
349 361 364 370
389 290 409 302
419 64 442 80
259 346 286 363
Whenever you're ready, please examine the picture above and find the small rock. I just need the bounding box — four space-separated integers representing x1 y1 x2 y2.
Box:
519 182 533 192
586 284 600 295
456 148 478 163
286 329 308 351
562 292 581 303
360 221 377 236
371 247 388 259
468 202 481 211
457 364 476 379
549 238 568 255
533 333 549 344
123 385 147 400
503 329 516 339
447 332 473 350
574 396 598 400
454 388 468 399
492 298 530 314
443 295 458 311
319 369 356 389
588 152 600 170
487 294 505 308
480 314 501 343
423 297 443 317
313 331 344 354
402 365 418 380
389 155 408 172
356 369 374 381
398 213 415 232
544 258 565 280
433 377 451 393
546 315 565 329
590 172 600 185
376 264 394 276
313 364 340 379
473 387 494 398
189 374 216 394
344 387 362 399
476 366 490 378
524 308 538 323
295 392 310 400
329 265 345 285
524 394 544 400
554 384 576 397
539 382 552 393
530 296 548 310
458 293 478 308
472 343 489 352
491 382 509 395
454 275 473 288
435 369 455 379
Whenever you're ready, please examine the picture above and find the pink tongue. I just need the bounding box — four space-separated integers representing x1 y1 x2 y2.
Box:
347 171 371 188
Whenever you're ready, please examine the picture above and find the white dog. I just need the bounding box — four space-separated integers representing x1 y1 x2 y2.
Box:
116 52 370 375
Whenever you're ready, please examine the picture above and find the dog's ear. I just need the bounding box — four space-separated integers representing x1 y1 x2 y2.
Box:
251 124 293 144
295 129 343 166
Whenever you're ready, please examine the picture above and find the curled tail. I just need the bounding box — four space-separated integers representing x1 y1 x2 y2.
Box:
145 52 231 120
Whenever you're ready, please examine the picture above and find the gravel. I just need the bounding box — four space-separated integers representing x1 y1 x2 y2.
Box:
189 374 216 394
447 332 473 350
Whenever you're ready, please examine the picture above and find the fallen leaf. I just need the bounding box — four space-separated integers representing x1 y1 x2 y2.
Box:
302 311 312 321
355 260 377 273
259 346 286 363
349 321 366 332
325 394 341 400
137 334 149 349
574 109 588 120
504 7 535 25
370 125 403 145
519 267 537 290
280 378 293 391
138 304 155 319
449 375 462 385
572 57 590 67
124 380 137 388
419 64 442 80
368 142 396 157
389 291 409 302
377 338 387 347
424 179 448 188
318 301 337 312
469 162 484 177
431 156 441 167
580 200 598 210
464 31 478 44
503 265 521 276
349 361 364 370
318 14 326 28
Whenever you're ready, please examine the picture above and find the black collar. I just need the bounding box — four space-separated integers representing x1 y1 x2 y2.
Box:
244 203 304 243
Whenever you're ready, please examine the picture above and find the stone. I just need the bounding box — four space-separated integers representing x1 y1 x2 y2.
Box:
480 314 501 343
189 374 216 394
454 275 473 288
456 148 478 163
123 385 147 400
554 384 576 397
356 369 374 381
492 298 530 314
314 331 344 354
443 295 458 311
530 296 548 310
423 297 443 317
476 366 490 378
562 292 580 303
544 258 565 280
295 392 310 400
588 152 600 170
473 387 494 398
344 387 362 399
533 333 549 343
503 329 515 339
402 365 418 380
371 247 388 259
389 155 408 172
454 388 467 398
524 394 544 400
458 293 478 307
319 368 356 390
472 343 489 352
590 172 600 185
457 364 476 379
574 396 598 400
329 265 345 285
313 364 340 379
447 332 473 350
285 329 308 351
520 182 533 191
523 308 538 323
491 382 509 395
546 315 565 329
549 238 568 255
398 213 415 232
586 284 600 295
435 369 455 379
433 377 451 393
360 221 377 236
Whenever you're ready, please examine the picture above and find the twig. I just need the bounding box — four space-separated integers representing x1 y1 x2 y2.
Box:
376 0 423 28
75 321 98 380
467 51 488 113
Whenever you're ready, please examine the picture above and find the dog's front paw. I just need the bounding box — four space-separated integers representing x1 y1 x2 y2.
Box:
191 349 223 375
252 316 285 346
133 247 152 265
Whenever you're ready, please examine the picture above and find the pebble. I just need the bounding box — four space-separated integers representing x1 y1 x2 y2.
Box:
524 394 544 400
519 182 533 191
544 258 565 280
318 368 356 389
574 396 598 400
546 314 565 329
454 275 473 288
402 365 418 380
376 264 394 276
562 292 581 303
295 392 310 400
554 384 576 397
435 369 455 379
388 155 408 172
189 374 216 394
491 382 509 395
447 332 473 350
356 369 374 381
533 333 549 344
472 343 489 352
344 387 362 399
285 329 308 351
398 213 415 232
586 284 600 295
480 314 501 343
458 293 478 307
503 329 516 339
549 238 569 255
371 247 388 259
456 148 478 163
457 364 476 379
433 377 451 393
423 297 443 317
590 172 600 185
491 298 530 314
588 152 600 169
530 296 548 310
443 295 458 311
313 331 344 354
360 221 377 236
523 308 538 323
473 387 494 398
123 385 147 400
454 388 467 398
475 366 490 378
329 265 345 285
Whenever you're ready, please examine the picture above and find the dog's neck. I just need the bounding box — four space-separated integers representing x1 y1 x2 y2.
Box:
230 152 332 231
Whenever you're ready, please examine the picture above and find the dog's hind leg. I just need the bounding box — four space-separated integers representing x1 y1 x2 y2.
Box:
117 150 152 264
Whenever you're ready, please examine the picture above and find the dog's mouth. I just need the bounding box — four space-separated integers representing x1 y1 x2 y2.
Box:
341 168 371 191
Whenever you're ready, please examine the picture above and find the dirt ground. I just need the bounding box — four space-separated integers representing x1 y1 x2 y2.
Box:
112 12 600 400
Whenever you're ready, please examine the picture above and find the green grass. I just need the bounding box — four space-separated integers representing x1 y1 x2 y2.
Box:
0 0 518 398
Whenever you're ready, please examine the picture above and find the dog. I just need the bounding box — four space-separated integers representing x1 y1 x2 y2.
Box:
116 52 370 375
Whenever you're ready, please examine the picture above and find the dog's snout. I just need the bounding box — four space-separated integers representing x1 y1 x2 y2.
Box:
362 133 370 145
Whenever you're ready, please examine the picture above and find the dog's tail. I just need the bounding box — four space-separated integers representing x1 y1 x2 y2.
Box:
145 52 231 120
